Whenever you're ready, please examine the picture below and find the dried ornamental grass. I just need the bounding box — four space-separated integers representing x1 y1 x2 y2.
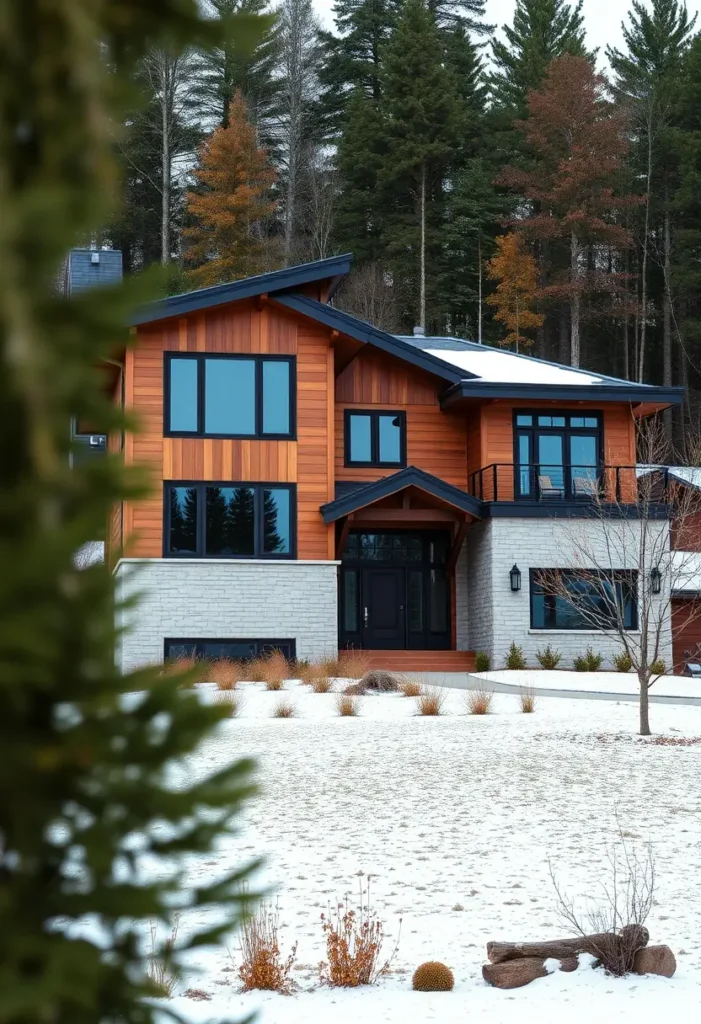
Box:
335 693 359 717
416 686 446 716
214 691 244 718
272 698 296 719
519 686 536 713
319 883 398 987
320 656 341 678
245 655 268 683
311 676 332 694
338 649 371 680
261 649 289 691
296 660 318 685
400 679 422 698
238 902 297 994
466 686 493 715
146 918 180 998
163 655 198 687
210 658 244 690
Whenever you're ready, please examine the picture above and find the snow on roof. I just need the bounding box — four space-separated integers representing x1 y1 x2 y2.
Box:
396 335 639 388
637 465 701 491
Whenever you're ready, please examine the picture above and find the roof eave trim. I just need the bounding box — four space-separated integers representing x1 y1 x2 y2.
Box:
320 466 484 523
129 254 353 326
440 382 686 407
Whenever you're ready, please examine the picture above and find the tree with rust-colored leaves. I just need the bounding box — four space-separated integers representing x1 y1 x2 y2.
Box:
486 233 544 350
502 55 635 368
184 91 278 286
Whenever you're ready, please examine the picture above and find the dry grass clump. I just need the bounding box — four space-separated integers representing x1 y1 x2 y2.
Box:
238 902 297 994
400 679 422 698
214 691 244 718
519 686 536 713
259 650 289 691
210 658 244 691
647 735 701 746
335 693 359 717
311 676 333 694
272 697 297 719
295 660 318 685
320 656 341 678
146 918 179 998
163 655 198 686
338 649 371 680
416 686 446 716
319 884 397 987
465 686 493 715
245 655 268 682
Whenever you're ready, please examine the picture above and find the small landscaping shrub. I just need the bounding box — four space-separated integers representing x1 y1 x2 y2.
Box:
466 686 493 715
338 649 371 680
535 644 562 670
651 658 666 675
214 692 244 718
574 647 603 672
400 679 422 698
146 918 180 998
474 651 491 672
272 698 296 719
412 961 454 992
505 642 527 670
519 687 536 713
238 902 297 994
261 650 289 691
613 651 633 673
312 676 332 694
210 658 244 690
319 884 396 987
417 687 446 716
336 693 359 716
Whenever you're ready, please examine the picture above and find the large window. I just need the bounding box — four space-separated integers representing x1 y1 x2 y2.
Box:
164 638 296 661
165 354 295 439
515 411 602 500
530 569 638 631
344 410 406 467
165 482 295 558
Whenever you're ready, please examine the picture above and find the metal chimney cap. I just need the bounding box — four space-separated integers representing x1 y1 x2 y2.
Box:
413 325 425 337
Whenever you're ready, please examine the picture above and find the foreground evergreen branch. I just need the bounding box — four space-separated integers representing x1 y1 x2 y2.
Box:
0 3 258 1022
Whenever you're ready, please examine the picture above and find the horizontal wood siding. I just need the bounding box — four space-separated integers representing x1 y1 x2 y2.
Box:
335 349 467 488
672 597 701 671
122 303 332 559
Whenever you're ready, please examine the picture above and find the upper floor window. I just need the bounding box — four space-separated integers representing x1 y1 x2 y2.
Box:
515 411 602 501
344 410 406 468
165 481 295 559
165 354 295 439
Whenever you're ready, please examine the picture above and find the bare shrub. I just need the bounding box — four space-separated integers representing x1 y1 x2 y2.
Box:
260 650 289 691
549 821 655 976
238 902 297 994
214 691 244 718
319 882 399 987
312 676 332 694
400 679 422 698
146 917 180 998
465 686 493 715
335 693 359 717
338 648 371 680
272 698 296 719
417 686 446 716
210 658 244 691
519 686 536 713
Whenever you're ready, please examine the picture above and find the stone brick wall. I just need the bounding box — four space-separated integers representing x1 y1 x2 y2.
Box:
455 540 469 651
115 558 339 672
471 517 672 670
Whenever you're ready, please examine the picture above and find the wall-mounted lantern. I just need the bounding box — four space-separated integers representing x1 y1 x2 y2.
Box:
650 566 662 595
510 564 522 592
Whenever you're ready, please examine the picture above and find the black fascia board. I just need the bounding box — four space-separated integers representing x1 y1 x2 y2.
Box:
485 501 670 520
130 254 353 326
320 465 484 523
440 381 686 408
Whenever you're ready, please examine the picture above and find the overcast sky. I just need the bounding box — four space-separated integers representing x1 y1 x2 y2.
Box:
311 0 701 67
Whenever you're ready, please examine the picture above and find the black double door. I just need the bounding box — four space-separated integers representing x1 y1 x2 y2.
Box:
339 531 451 651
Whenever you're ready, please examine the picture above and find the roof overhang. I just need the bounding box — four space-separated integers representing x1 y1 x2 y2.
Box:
440 381 686 409
129 254 353 326
320 466 484 523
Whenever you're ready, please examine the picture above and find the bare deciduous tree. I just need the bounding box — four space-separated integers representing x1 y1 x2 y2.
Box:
334 264 401 334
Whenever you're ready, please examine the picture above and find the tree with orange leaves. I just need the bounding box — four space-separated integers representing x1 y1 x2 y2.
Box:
486 233 544 351
184 91 278 287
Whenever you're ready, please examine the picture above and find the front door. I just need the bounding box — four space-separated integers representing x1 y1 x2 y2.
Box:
362 567 405 649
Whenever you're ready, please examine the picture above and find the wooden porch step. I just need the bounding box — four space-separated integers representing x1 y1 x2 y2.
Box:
361 650 476 672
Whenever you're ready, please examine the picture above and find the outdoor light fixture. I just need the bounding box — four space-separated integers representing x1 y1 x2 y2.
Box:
650 566 662 595
510 564 522 592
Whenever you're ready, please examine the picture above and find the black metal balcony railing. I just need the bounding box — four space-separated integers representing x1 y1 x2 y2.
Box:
467 464 671 504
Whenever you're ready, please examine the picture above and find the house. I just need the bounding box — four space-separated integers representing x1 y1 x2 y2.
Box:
106 255 684 672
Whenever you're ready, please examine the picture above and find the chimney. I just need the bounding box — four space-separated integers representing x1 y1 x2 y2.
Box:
66 246 123 296
413 325 425 337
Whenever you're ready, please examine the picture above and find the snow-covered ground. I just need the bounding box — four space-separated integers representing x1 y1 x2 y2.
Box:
165 681 701 1023
475 669 701 700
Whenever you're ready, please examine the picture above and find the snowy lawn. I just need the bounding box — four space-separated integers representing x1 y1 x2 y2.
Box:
474 669 701 700
166 681 701 1023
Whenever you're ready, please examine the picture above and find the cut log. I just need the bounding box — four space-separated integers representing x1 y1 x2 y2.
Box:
482 955 579 990
633 945 676 978
487 926 649 965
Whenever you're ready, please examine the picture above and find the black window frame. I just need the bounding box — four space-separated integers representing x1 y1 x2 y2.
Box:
164 637 296 662
513 410 603 501
163 481 296 559
529 568 639 631
344 409 407 468
164 352 296 440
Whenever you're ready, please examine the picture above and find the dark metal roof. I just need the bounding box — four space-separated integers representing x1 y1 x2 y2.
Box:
129 253 353 326
320 466 485 523
441 381 685 406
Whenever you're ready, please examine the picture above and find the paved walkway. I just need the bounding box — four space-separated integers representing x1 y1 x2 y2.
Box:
409 671 701 707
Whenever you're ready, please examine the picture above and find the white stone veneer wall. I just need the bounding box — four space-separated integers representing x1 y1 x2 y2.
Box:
466 517 672 670
115 558 340 673
455 540 470 651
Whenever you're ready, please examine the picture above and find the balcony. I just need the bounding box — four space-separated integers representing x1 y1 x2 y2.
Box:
467 464 668 505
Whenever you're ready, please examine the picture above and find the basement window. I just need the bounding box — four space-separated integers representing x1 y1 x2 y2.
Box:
164 638 296 661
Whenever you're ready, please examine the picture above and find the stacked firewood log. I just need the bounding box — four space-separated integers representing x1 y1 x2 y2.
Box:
482 926 676 989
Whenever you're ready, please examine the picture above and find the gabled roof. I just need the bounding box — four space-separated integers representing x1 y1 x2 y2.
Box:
129 254 353 326
637 465 701 491
320 466 484 523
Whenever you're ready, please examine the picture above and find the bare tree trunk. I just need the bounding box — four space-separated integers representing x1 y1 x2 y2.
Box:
558 306 568 363
419 161 426 330
477 235 482 344
570 231 580 367
639 676 651 736
161 55 171 266
663 186 673 440
638 114 653 383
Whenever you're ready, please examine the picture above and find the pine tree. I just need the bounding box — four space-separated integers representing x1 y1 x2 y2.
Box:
491 0 588 113
486 233 544 350
0 2 258 1023
184 92 278 286
335 87 388 263
378 0 464 330
426 0 490 32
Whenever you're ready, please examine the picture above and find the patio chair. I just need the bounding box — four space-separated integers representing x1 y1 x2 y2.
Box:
538 474 565 499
